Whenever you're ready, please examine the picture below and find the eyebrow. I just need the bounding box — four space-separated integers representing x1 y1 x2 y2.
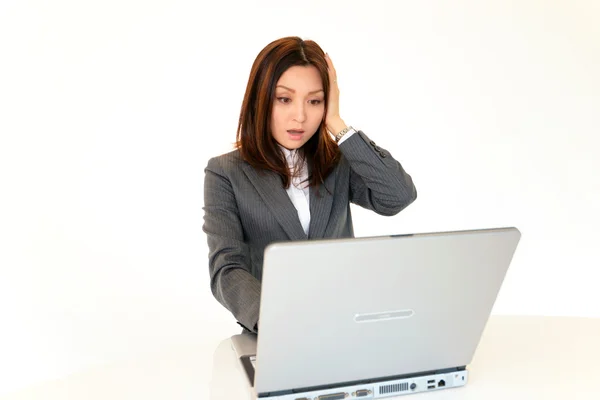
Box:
276 85 324 95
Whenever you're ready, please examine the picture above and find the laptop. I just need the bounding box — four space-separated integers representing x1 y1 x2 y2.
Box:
230 227 521 399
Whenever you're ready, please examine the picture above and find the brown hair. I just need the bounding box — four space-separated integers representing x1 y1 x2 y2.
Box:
235 36 340 189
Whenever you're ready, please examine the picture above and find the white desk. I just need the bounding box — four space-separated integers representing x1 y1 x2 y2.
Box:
2 316 599 400
210 316 600 400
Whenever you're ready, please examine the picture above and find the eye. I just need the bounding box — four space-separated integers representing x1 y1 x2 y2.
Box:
276 97 291 104
309 99 323 105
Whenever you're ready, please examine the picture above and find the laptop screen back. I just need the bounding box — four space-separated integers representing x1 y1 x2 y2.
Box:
254 227 521 395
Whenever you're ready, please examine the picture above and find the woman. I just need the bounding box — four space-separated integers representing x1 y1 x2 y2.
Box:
203 36 417 334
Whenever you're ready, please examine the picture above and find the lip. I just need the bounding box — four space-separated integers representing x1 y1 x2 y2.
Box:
287 130 305 140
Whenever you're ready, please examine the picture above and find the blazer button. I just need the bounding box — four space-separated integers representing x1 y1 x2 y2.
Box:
370 141 376 146
380 152 387 158
374 146 381 151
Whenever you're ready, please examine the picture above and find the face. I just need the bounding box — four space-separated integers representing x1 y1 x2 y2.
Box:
270 65 325 150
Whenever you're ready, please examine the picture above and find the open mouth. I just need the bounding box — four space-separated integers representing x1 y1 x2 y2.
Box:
287 130 305 140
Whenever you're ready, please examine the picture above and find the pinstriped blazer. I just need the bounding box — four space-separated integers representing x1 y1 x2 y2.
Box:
202 130 417 333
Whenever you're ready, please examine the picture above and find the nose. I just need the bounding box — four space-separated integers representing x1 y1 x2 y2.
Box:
292 102 307 123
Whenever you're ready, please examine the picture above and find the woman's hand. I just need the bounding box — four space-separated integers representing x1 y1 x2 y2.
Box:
324 53 348 135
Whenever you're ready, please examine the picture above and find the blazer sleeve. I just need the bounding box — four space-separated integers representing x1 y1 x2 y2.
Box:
340 130 417 215
202 156 261 332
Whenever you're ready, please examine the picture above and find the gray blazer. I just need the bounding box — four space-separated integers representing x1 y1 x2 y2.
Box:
202 130 417 332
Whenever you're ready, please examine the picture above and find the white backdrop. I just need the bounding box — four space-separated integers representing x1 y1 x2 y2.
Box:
1 0 599 397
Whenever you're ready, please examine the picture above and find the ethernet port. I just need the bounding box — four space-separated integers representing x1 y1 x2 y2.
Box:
438 379 446 387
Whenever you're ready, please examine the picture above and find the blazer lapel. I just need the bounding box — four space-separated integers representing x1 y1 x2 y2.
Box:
241 163 308 241
308 167 336 239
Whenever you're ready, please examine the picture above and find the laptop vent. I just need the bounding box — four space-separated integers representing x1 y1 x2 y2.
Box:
379 382 409 395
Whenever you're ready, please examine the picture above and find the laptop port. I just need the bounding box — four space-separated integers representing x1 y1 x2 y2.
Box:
427 380 435 384
438 379 446 387
317 393 347 400
427 385 435 389
355 389 370 397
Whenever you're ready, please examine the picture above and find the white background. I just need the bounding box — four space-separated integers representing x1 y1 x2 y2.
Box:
1 0 599 397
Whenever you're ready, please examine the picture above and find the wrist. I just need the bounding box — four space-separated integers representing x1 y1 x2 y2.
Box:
326 117 347 135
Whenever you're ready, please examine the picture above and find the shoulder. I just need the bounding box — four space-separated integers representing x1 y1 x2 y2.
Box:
205 149 245 175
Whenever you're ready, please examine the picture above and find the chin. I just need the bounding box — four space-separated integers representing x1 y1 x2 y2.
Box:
282 142 303 151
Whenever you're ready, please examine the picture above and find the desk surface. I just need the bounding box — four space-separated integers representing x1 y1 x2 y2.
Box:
3 316 600 400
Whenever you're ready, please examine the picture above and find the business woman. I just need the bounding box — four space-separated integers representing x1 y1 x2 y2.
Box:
203 36 417 334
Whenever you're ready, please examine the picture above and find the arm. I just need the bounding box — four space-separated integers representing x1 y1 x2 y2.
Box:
340 129 417 215
323 54 416 215
202 156 261 332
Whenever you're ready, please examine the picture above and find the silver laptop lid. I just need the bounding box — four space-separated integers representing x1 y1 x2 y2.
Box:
254 227 521 396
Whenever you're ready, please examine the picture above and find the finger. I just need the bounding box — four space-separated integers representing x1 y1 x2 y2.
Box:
325 53 337 80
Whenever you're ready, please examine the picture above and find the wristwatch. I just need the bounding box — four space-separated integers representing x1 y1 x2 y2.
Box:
335 126 355 143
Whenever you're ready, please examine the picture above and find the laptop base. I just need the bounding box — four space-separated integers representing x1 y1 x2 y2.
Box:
255 369 468 399
232 333 468 399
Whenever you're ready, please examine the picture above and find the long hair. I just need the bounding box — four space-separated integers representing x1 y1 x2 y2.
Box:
235 36 340 189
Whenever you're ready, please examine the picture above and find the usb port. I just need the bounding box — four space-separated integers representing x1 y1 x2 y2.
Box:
427 385 435 389
427 380 435 384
